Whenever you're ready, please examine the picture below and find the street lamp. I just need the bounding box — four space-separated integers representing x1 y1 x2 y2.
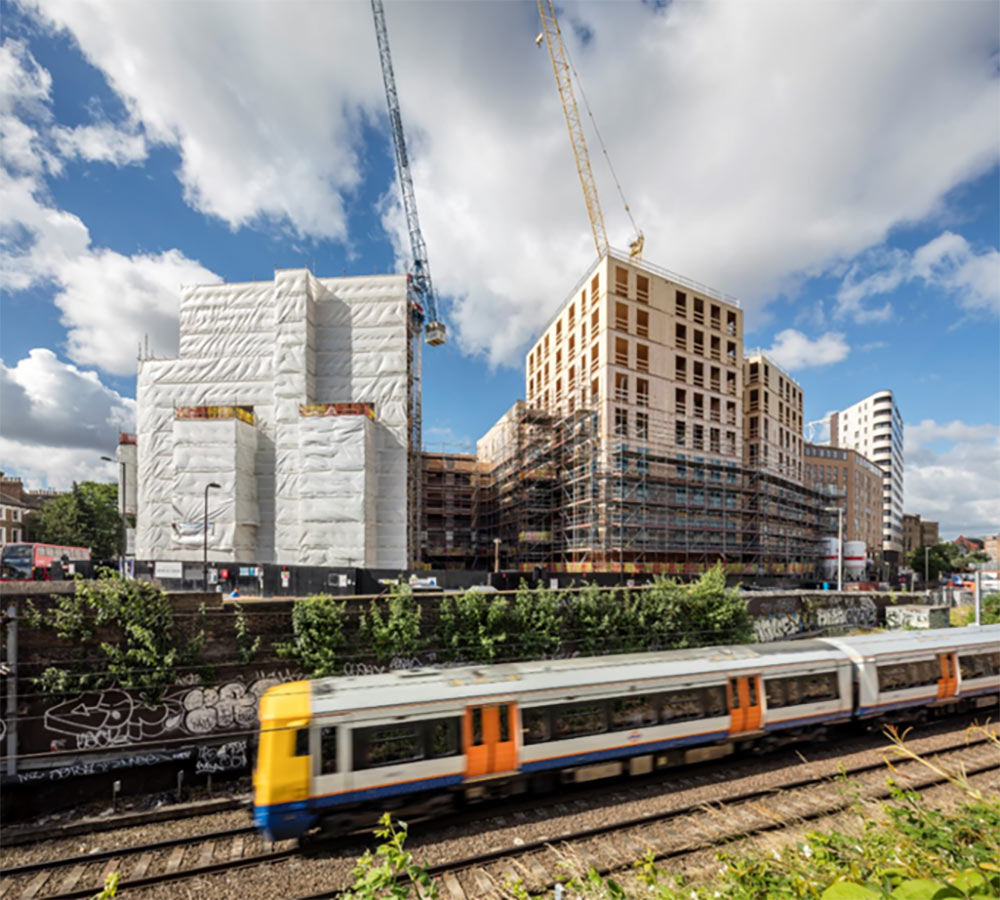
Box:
493 537 501 574
822 505 843 592
203 482 221 592
924 546 930 585
101 455 127 575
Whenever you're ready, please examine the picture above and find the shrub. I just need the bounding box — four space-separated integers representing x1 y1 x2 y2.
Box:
359 581 423 664
275 594 346 676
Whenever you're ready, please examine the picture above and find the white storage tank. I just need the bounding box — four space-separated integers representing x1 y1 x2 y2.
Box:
844 540 866 582
819 536 839 582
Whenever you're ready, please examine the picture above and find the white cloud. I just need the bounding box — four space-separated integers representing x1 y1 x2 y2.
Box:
838 231 1000 320
52 122 146 165
20 0 999 365
762 329 850 371
904 419 1000 539
0 349 136 488
0 43 220 375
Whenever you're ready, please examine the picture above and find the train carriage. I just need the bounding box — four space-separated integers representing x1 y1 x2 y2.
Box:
255 639 851 840
824 627 1000 718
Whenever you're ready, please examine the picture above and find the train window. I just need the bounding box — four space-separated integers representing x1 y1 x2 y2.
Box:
764 672 839 709
353 724 423 769
660 689 705 723
472 708 484 746
554 702 606 739
320 726 337 774
426 718 460 758
704 686 726 717
747 678 758 707
877 660 939 692
958 651 1000 680
294 727 309 757
610 695 657 730
499 705 510 742
522 707 552 744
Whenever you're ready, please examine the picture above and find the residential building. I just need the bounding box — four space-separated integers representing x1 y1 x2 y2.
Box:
476 251 826 577
902 514 922 558
0 476 59 544
953 536 985 555
920 519 939 548
134 268 419 568
804 443 883 557
986 534 999 564
743 353 804 483
829 390 903 560
420 452 491 570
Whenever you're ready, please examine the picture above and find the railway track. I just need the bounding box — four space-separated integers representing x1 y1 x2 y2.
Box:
2 727 994 900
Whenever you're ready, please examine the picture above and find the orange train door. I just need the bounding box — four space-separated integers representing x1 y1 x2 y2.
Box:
464 704 517 778
937 652 958 699
728 676 763 735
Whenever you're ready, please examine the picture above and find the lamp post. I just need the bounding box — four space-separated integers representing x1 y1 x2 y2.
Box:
101 455 127 575
203 482 221 592
823 505 843 592
924 546 930 585
493 537 501 574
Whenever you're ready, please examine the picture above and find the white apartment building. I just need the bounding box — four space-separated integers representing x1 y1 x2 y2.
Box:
829 390 903 556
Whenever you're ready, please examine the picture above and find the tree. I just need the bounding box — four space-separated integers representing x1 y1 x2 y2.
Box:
33 482 122 560
909 543 958 582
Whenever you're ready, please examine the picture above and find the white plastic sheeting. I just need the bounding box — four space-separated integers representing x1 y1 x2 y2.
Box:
135 268 411 568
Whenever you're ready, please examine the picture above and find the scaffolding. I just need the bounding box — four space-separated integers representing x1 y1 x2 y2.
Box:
420 452 491 569
470 402 826 577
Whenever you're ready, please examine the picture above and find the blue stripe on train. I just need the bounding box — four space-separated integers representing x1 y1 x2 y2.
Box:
520 729 730 772
254 800 315 841
311 773 465 809
764 711 850 731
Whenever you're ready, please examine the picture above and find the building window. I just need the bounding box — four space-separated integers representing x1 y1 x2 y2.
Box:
675 355 687 382
636 308 649 338
710 335 720 361
675 387 686 416
692 361 704 387
710 366 721 393
710 428 721 453
614 408 628 436
693 329 704 355
675 421 686 447
635 412 649 440
693 393 704 419
590 343 599 372
568 302 575 326
636 274 649 303
615 301 628 331
692 424 704 450
615 372 629 403
693 297 704 324
615 337 629 367
727 310 737 336
675 323 687 349
590 274 600 305
615 266 629 297
727 370 736 395
636 343 649 372
555 319 562 340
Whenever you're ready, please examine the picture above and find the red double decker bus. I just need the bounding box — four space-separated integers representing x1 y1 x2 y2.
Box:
0 543 91 581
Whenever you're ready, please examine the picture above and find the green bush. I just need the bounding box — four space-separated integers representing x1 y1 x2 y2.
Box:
275 594 347 676
359 581 423 663
982 592 1000 625
508 580 563 659
26 569 204 703
436 589 508 664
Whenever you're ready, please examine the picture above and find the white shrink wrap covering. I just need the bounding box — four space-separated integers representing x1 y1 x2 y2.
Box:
135 267 412 568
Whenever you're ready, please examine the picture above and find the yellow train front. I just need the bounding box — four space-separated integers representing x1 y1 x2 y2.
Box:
252 627 1000 842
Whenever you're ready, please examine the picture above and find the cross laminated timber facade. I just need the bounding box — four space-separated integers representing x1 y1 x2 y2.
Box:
468 251 830 576
135 268 421 569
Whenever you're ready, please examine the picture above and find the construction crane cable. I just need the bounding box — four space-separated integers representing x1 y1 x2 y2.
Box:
561 38 640 238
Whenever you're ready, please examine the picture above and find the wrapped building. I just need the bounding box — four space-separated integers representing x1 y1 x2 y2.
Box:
135 268 419 569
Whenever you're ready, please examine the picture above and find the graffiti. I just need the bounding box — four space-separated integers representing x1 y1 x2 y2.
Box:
38 671 302 751
182 679 278 735
44 690 184 750
757 596 800 616
196 740 248 774
6 748 193 784
815 607 848 630
343 655 440 677
841 596 877 628
753 612 802 642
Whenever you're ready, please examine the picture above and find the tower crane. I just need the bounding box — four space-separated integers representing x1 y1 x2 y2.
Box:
536 0 643 261
371 0 447 346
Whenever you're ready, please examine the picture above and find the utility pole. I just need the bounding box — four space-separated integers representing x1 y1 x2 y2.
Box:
5 598 16 776
203 482 221 592
924 546 929 585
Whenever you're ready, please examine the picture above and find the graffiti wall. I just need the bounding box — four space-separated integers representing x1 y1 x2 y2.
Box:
749 591 887 642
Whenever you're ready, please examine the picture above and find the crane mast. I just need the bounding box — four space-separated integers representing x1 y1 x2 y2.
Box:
536 0 643 261
371 0 446 346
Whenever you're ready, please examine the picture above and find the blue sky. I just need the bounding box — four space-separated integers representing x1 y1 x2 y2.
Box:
1 0 997 537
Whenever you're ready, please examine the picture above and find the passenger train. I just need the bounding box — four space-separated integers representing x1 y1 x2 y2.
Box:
253 626 999 840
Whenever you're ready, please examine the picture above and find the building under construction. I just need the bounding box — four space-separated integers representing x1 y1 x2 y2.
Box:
465 251 829 578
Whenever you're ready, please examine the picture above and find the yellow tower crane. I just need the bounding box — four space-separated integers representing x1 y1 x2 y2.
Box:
536 0 643 261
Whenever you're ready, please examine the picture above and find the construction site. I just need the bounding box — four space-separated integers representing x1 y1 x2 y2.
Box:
123 0 839 584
